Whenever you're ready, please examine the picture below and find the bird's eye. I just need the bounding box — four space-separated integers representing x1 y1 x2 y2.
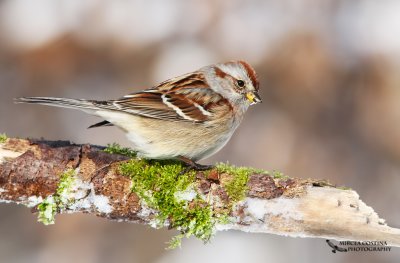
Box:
236 80 245 87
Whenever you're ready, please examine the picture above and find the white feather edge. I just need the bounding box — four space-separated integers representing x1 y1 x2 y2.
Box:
161 94 196 121
121 91 212 120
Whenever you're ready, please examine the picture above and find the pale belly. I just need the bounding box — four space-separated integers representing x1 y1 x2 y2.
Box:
96 110 240 161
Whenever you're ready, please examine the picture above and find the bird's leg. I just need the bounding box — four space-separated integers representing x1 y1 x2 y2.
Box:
178 156 213 175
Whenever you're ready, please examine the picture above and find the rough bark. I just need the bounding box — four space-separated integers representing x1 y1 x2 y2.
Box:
1 138 399 247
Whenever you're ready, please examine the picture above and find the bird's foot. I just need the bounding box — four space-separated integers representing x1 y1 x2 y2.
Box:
178 156 214 175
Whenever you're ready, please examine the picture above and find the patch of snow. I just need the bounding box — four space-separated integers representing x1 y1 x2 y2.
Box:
174 187 197 202
26 196 43 207
54 169 112 214
91 194 113 214
244 197 303 221
0 200 13 204
137 201 156 218
68 178 113 214
216 197 305 234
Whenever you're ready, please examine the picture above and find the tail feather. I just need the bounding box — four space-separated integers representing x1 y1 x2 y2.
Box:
15 97 99 111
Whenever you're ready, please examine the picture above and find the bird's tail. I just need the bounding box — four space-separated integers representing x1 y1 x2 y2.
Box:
15 97 100 111
16 97 118 129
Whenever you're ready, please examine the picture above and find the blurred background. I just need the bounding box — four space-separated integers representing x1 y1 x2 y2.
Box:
1 0 400 262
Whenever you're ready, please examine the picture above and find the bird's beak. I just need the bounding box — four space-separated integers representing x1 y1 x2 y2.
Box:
246 91 262 105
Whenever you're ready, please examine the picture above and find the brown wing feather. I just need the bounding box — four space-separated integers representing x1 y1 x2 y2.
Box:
115 92 183 121
93 72 230 123
164 93 209 122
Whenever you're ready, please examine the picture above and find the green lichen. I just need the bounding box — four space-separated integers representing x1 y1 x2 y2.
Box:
168 234 185 249
120 159 217 249
0 133 7 143
216 162 267 176
37 197 57 225
104 143 137 158
271 170 288 179
216 163 267 203
119 160 269 248
37 169 77 225
337 186 352 190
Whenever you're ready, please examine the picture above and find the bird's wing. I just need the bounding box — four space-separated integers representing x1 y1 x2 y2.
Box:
95 72 227 123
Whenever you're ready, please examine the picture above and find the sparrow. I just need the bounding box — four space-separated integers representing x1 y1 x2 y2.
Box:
16 61 261 170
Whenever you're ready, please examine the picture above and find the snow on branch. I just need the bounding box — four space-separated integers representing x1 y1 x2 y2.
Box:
0 136 399 248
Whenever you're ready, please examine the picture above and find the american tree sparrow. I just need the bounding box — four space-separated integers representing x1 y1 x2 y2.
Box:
16 61 261 170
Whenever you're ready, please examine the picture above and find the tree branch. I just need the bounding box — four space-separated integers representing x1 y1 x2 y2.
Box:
1 137 399 247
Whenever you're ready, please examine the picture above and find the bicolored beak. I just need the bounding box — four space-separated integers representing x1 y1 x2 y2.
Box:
245 91 262 105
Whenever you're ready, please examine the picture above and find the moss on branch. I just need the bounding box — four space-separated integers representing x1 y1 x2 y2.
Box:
1 138 398 249
104 143 137 158
0 133 8 144
37 169 77 225
120 159 216 248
